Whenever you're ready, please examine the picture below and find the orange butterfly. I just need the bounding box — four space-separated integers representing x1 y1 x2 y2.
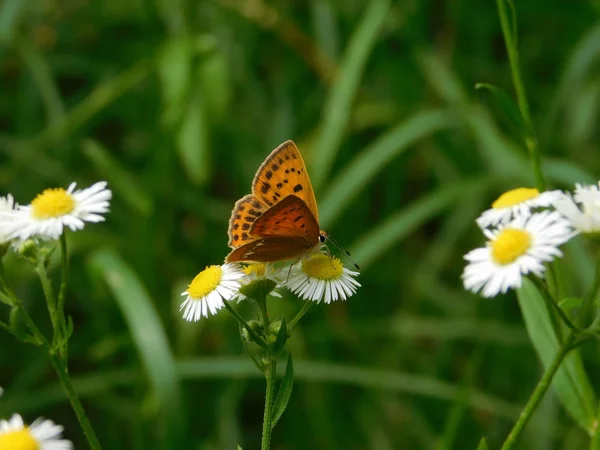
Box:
225 140 327 263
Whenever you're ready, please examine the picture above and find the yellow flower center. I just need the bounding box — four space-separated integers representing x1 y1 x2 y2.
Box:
492 188 540 209
491 229 531 265
0 428 40 450
186 265 222 299
301 254 343 280
243 263 266 277
31 188 75 219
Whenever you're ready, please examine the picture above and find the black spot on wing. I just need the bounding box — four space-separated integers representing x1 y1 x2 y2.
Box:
265 171 273 180
261 182 271 194
293 184 303 193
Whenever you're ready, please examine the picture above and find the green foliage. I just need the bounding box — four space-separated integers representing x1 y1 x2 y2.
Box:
0 0 599 449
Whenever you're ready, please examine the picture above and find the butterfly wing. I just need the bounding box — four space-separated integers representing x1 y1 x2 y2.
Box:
251 140 319 222
227 194 267 248
225 196 321 263
225 236 315 263
250 195 320 242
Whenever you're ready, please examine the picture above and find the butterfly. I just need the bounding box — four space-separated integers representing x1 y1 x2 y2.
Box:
225 140 327 263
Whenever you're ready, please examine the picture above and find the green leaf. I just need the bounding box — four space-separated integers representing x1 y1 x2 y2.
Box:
272 317 288 354
559 297 583 315
319 109 454 228
271 354 294 430
475 82 530 139
517 278 596 432
351 178 492 268
176 89 210 185
310 0 390 190
87 249 185 448
476 437 489 450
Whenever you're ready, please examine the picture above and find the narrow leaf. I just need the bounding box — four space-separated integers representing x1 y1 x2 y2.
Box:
475 82 529 138
517 278 596 431
87 249 185 448
271 354 294 430
273 317 288 354
311 0 390 190
476 437 489 450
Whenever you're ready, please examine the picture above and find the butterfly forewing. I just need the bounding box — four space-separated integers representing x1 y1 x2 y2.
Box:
251 140 319 222
227 194 267 248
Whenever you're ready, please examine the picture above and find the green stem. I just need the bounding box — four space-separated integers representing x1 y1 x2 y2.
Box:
223 301 268 350
288 301 313 331
261 358 278 450
58 233 69 317
578 260 600 328
49 354 103 450
496 0 545 191
590 403 600 450
499 332 575 450
37 258 57 327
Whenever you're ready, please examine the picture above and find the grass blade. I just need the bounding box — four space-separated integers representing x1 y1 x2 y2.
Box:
517 278 596 432
310 0 390 190
87 249 185 448
319 109 455 228
351 178 490 268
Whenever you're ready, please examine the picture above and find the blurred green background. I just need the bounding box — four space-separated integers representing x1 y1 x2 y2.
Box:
1 0 600 449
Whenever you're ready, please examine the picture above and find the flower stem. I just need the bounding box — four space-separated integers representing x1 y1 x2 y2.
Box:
499 332 575 450
496 0 545 191
223 300 268 349
261 358 277 450
50 353 103 450
58 233 69 318
590 404 600 450
288 301 313 330
578 260 600 328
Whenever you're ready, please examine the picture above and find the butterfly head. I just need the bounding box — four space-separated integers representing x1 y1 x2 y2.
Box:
318 230 328 244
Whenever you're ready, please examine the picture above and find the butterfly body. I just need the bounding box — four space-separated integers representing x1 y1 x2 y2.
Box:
226 141 326 263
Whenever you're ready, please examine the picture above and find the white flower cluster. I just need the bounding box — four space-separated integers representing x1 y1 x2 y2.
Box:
0 386 73 449
0 182 111 245
463 182 600 298
180 254 360 322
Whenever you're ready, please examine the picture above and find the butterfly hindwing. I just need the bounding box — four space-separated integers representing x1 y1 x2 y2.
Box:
225 236 314 263
227 194 267 248
250 195 320 245
251 140 319 222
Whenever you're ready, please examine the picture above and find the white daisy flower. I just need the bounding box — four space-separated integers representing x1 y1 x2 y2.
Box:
463 211 575 298
233 263 283 302
180 263 245 322
0 194 18 244
285 253 360 304
476 188 562 229
10 181 112 240
553 185 600 235
0 414 73 450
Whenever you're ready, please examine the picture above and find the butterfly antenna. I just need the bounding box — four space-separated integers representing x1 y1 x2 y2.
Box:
326 235 360 270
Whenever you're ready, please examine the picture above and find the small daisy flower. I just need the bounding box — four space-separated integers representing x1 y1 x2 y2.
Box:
234 263 283 302
463 211 575 298
286 253 360 304
0 414 72 450
180 263 245 322
553 186 600 235
476 188 562 229
10 181 112 240
0 194 17 244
